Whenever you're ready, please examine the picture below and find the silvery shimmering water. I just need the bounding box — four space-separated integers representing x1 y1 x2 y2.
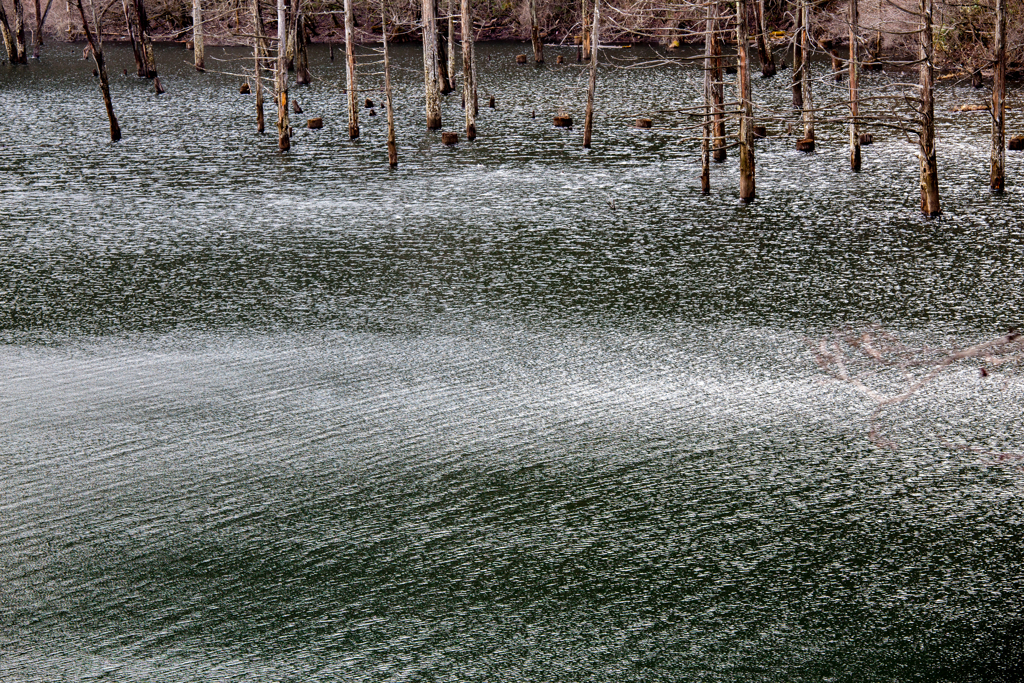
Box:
2 41 1024 681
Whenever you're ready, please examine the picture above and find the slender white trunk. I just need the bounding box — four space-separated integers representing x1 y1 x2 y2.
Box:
422 0 441 129
277 0 290 150
461 0 476 138
192 0 204 71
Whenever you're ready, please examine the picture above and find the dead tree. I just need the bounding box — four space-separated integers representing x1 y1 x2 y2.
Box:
382 3 397 165
192 0 204 70
294 0 310 83
990 0 1005 194
252 0 266 133
798 0 814 147
710 0 725 162
276 0 290 150
754 0 774 77
461 0 477 139
529 0 542 64
31 0 55 58
122 0 155 77
136 0 156 76
918 0 939 216
583 0 598 148
701 0 713 193
437 12 453 93
849 0 860 171
813 326 1023 453
422 0 442 129
791 0 802 110
0 2 17 62
737 0 755 201
446 0 455 87
344 0 358 137
74 0 120 141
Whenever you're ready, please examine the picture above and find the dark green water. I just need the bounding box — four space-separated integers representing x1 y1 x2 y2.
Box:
1 41 1023 681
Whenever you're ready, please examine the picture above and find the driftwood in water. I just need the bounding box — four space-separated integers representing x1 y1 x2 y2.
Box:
554 115 573 127
635 118 651 128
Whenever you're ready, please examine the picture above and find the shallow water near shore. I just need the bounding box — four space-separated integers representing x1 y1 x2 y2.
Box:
2 41 1024 681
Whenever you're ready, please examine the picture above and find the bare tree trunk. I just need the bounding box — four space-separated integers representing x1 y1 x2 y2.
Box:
446 0 455 87
344 0 358 137
0 2 17 61
33 0 54 59
121 0 145 75
580 0 589 59
990 0 1005 194
791 0 802 110
75 0 120 141
252 0 265 132
737 0 755 202
754 0 774 77
11 0 27 63
422 0 441 129
701 0 713 194
529 0 542 64
849 0 860 171
277 0 290 150
192 0 204 70
294 0 310 83
285 0 295 70
582 0 598 148
437 13 452 93
461 0 476 138
383 4 397 165
711 0 725 162
135 0 156 77
918 0 939 215
799 0 813 143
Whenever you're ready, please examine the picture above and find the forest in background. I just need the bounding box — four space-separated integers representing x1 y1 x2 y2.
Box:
1 0 1022 73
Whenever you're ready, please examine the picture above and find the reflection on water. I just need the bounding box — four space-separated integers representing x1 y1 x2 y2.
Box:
1 42 1024 681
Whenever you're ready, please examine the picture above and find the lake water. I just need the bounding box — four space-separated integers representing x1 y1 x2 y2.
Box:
2 40 1024 681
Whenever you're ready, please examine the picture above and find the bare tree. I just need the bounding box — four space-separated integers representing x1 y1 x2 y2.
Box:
0 2 17 62
918 0 939 216
529 0 542 64
422 0 441 129
737 0 754 201
276 0 290 150
583 0 598 148
990 0 1005 194
75 0 120 141
31 0 55 58
849 0 860 171
383 1 397 165
193 0 204 70
344 0 358 138
461 0 477 139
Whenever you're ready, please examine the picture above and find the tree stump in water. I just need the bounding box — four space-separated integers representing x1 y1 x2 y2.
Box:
635 118 652 128
488 96 495 108
307 118 323 129
972 68 983 88
1009 136 1024 151
516 54 527 64
554 115 573 127
442 132 459 145
795 138 815 152
368 109 376 116
292 100 302 114
365 98 374 108
753 125 767 138
154 77 165 94
556 55 564 64
859 133 873 145
239 81 251 94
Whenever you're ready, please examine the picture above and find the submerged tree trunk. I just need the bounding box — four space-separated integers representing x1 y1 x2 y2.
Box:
437 13 453 94
31 0 52 58
447 0 456 88
849 0 860 171
344 0 358 137
918 0 939 215
382 5 397 166
252 0 265 132
530 0 542 64
990 0 1005 193
294 0 310 83
701 0 714 194
277 0 290 150
192 0 204 70
754 0 774 77
136 0 156 77
791 0 802 111
710 0 725 162
582 0 598 148
75 0 120 141
461 0 477 138
799 0 813 143
737 0 755 202
121 0 145 75
422 0 442 129
11 0 27 63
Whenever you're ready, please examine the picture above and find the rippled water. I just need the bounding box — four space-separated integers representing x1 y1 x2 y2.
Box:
2 41 1024 681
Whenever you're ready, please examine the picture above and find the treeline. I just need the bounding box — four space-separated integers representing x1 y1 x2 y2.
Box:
2 0 1022 72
